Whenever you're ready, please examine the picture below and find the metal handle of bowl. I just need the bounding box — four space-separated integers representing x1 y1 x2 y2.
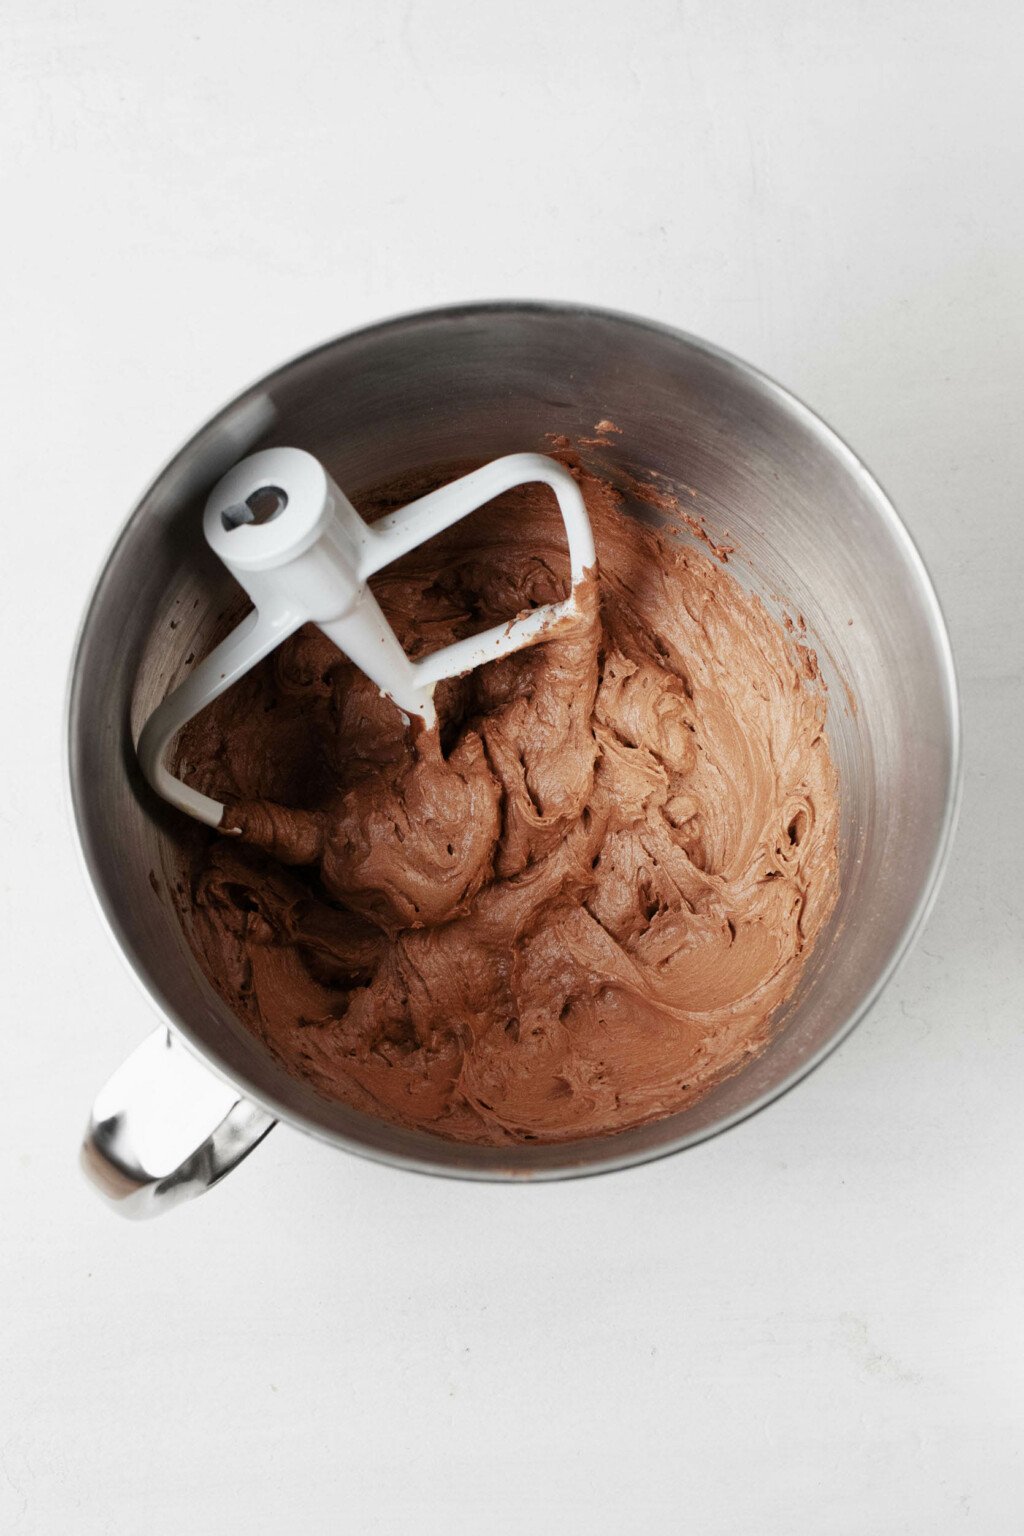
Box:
80 1028 275 1218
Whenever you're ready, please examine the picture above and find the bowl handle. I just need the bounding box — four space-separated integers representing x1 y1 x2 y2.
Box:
80 1028 275 1219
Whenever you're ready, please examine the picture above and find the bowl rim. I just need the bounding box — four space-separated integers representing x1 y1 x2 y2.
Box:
65 298 964 1182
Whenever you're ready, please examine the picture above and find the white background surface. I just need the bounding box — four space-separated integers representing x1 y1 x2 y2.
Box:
2 2 1022 1532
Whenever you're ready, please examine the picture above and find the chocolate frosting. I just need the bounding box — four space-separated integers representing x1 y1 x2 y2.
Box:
175 457 839 1143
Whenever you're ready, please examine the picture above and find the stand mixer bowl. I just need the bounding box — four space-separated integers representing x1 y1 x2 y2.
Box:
68 302 960 1213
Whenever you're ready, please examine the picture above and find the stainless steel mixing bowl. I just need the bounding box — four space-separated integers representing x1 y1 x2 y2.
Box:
68 302 961 1216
